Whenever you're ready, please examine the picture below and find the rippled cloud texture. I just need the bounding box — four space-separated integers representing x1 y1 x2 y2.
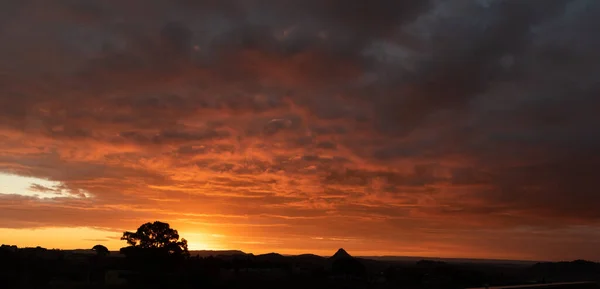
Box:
1 0 600 260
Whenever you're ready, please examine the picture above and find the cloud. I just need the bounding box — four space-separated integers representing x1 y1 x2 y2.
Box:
28 184 60 194
83 238 111 242
0 0 599 260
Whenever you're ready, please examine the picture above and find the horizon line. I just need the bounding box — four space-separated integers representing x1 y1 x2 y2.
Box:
8 244 588 263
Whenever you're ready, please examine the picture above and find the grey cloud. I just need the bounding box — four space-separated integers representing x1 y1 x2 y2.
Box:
28 184 60 194
450 168 493 186
315 141 337 150
263 118 295 135
83 238 111 242
356 0 572 137
159 21 193 60
176 144 236 156
322 165 445 189
117 128 230 145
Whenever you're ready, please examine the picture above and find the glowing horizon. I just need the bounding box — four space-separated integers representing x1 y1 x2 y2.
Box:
0 225 595 262
0 226 522 260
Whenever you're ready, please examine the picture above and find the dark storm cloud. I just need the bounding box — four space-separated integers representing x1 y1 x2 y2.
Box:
322 164 444 189
488 158 600 220
176 144 236 156
315 141 338 150
117 128 230 145
358 0 573 136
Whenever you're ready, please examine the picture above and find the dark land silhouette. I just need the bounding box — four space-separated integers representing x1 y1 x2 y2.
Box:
1 221 599 289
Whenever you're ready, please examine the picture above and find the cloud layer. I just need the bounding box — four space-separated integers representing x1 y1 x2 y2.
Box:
1 0 600 260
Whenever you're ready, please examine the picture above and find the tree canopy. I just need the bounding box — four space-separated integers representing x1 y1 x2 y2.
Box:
91 244 109 256
121 221 188 256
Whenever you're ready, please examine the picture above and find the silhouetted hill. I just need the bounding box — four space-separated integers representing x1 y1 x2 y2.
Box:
363 255 539 266
256 252 287 262
330 248 352 260
529 260 600 283
467 282 600 289
293 254 326 262
190 250 247 257
417 259 449 267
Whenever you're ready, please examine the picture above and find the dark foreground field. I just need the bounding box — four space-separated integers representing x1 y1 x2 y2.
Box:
1 245 599 289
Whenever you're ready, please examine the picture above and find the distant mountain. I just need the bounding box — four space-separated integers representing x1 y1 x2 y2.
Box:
190 250 247 257
256 252 287 262
329 248 367 276
361 255 539 266
330 248 352 260
294 254 326 262
529 260 600 282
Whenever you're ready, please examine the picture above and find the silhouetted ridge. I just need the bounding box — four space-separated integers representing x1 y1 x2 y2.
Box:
190 250 246 257
295 253 325 260
256 252 286 262
331 248 352 260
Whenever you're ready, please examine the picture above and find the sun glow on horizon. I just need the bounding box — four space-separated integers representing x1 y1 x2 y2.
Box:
177 232 225 251
186 242 212 251
0 227 122 250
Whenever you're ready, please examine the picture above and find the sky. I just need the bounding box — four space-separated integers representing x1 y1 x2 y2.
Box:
0 0 599 261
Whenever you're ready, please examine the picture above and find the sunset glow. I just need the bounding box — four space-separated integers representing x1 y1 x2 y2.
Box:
1 0 600 262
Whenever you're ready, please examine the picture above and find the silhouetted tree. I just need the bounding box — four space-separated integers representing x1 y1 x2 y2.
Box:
121 221 188 256
92 244 109 256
